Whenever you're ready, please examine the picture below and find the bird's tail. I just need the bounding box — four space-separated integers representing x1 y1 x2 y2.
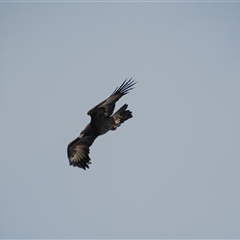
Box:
111 104 133 130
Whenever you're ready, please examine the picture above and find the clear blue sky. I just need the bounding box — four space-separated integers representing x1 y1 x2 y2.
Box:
1 2 240 239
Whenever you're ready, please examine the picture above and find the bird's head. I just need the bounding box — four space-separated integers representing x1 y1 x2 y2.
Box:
79 131 85 138
79 123 94 138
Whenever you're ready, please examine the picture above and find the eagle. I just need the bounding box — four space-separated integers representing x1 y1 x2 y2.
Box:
67 78 136 170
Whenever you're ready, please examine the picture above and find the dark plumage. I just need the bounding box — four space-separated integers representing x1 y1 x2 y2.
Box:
67 78 136 170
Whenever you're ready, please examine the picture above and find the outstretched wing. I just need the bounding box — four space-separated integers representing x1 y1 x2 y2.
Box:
67 136 96 170
87 78 136 118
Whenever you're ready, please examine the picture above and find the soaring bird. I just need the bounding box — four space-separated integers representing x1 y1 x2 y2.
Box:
67 78 136 170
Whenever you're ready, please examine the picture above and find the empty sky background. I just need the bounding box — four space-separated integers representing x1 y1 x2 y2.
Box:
1 2 240 239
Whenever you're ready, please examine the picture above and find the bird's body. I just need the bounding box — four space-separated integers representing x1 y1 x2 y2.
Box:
90 116 114 136
67 78 136 170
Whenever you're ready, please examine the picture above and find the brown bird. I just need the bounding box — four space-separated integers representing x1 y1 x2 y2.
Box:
67 78 136 170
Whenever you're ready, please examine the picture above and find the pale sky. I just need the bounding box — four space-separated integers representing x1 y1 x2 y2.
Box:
1 2 240 239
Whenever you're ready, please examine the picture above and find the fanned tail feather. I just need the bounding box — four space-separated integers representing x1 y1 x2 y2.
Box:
111 104 133 130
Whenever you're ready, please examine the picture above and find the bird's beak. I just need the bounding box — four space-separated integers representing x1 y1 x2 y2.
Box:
79 132 84 138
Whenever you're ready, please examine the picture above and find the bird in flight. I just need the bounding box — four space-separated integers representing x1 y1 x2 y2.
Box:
67 78 136 170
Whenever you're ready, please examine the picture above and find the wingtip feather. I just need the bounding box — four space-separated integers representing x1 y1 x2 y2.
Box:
112 78 136 95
